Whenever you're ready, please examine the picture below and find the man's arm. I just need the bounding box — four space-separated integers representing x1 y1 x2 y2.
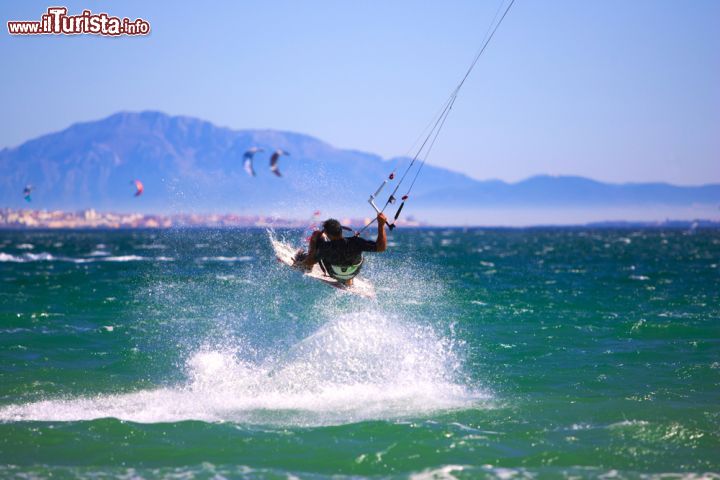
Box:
376 213 388 252
303 230 323 268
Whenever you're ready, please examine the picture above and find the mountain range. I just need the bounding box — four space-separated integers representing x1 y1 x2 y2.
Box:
1 111 718 224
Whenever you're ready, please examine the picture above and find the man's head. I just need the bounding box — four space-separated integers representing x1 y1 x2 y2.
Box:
322 218 343 239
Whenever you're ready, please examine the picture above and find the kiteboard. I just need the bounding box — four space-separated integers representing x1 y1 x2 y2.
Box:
271 237 376 299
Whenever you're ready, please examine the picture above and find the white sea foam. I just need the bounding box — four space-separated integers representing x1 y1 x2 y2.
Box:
198 256 253 262
0 312 486 426
410 465 467 480
102 255 174 262
27 252 57 261
102 255 147 262
0 253 23 262
0 252 55 262
0 252 173 263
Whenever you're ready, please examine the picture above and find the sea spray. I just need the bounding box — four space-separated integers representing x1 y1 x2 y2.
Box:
0 309 486 426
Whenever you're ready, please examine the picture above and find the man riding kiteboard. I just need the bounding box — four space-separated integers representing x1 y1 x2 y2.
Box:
298 213 388 286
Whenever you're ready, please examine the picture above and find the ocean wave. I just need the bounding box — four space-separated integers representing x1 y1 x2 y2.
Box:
0 252 55 262
97 255 174 262
0 464 715 480
0 252 173 263
101 255 147 262
198 256 253 262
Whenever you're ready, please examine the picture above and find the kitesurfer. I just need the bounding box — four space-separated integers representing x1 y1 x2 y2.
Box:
243 147 263 177
299 213 388 286
270 149 289 177
132 179 144 197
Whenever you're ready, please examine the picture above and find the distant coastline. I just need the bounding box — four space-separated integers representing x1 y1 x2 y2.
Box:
1 208 717 230
0 208 423 230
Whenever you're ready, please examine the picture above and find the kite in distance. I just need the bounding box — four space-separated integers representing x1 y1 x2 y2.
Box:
270 149 290 177
243 147 264 177
131 180 144 197
23 185 32 202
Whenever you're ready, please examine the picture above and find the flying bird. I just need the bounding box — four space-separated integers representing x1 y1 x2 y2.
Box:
131 179 144 197
243 147 264 177
270 149 290 177
23 185 33 202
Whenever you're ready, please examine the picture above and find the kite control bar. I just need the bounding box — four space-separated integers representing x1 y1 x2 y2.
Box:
367 174 398 230
368 195 396 231
368 177 387 213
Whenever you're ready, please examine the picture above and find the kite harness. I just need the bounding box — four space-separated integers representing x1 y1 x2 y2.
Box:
320 259 364 282
358 0 516 234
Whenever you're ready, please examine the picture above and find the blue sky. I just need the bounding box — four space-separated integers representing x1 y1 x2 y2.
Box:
2 0 718 185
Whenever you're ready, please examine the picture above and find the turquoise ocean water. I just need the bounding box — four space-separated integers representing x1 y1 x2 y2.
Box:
0 228 718 479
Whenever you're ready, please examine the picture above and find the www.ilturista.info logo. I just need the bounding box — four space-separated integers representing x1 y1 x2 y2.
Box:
7 7 150 36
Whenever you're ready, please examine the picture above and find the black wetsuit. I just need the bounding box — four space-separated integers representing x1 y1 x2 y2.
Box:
314 236 378 280
315 237 377 264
